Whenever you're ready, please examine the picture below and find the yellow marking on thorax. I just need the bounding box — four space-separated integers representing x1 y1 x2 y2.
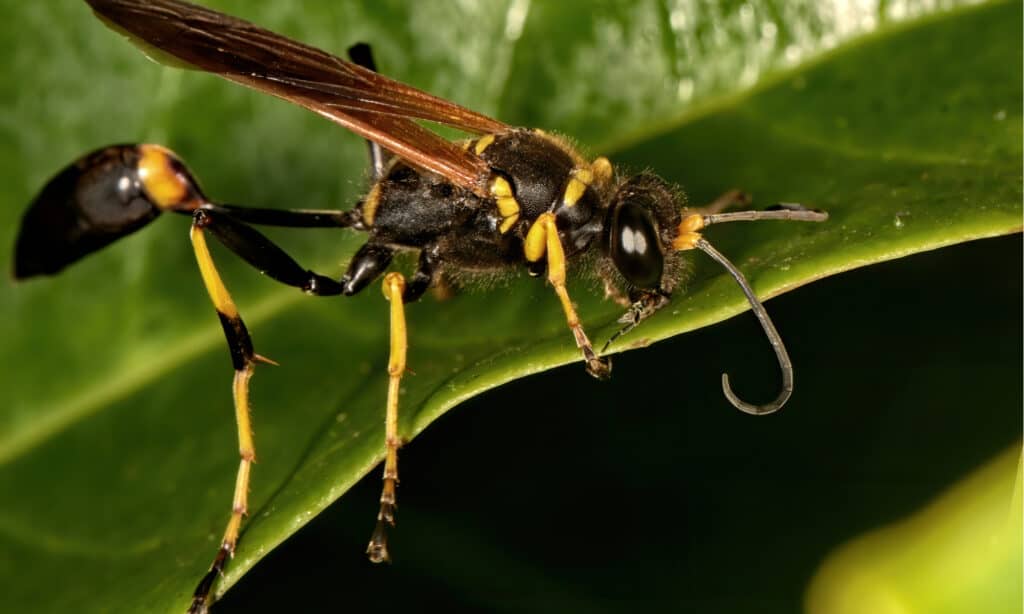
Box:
138 144 188 209
562 166 593 208
489 175 520 234
591 157 613 186
560 156 614 209
362 183 383 227
474 133 496 155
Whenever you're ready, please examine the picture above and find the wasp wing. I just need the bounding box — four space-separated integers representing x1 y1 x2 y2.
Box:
85 0 508 195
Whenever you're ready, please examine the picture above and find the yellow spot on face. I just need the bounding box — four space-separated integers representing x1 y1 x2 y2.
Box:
489 175 520 234
678 213 705 233
671 232 701 251
458 139 472 151
363 183 382 226
591 157 613 185
138 144 188 209
672 213 706 251
474 133 496 155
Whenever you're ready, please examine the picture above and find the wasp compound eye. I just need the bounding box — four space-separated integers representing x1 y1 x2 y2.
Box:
609 200 664 289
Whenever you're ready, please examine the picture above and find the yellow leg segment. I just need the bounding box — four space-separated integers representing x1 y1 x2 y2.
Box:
367 272 408 563
221 366 255 551
526 213 610 379
188 217 259 614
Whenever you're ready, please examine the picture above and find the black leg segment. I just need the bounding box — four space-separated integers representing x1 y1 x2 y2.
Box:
211 203 361 229
193 209 345 296
403 246 439 303
342 242 395 296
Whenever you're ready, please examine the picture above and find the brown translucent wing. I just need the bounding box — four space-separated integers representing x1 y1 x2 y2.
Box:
85 0 509 194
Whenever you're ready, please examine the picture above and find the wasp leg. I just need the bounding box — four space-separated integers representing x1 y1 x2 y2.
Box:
186 215 259 614
601 289 671 353
194 208 347 295
697 189 751 215
207 203 361 229
367 272 410 563
342 242 395 296
186 208 352 614
525 212 611 379
403 246 440 303
340 240 438 302
347 42 390 180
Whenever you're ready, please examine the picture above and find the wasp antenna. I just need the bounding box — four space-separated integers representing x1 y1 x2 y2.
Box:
695 238 792 415
702 207 828 226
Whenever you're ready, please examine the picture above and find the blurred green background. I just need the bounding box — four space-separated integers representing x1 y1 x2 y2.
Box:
0 1 1019 613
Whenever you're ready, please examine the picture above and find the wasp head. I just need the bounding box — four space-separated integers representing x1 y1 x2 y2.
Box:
603 173 684 293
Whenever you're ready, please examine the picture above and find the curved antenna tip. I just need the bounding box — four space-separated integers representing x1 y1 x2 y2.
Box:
695 237 795 416
721 372 789 415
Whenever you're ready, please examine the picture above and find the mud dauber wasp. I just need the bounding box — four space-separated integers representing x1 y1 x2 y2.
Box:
13 1 827 612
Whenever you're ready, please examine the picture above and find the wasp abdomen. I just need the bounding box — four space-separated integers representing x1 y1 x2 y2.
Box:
13 144 203 279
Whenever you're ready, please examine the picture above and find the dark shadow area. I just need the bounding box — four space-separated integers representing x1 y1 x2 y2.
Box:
221 234 1022 613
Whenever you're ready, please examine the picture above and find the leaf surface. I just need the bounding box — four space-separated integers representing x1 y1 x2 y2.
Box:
0 1 1018 611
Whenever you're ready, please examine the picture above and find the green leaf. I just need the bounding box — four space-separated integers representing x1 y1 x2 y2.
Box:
0 1 1018 612
806 445 1022 614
